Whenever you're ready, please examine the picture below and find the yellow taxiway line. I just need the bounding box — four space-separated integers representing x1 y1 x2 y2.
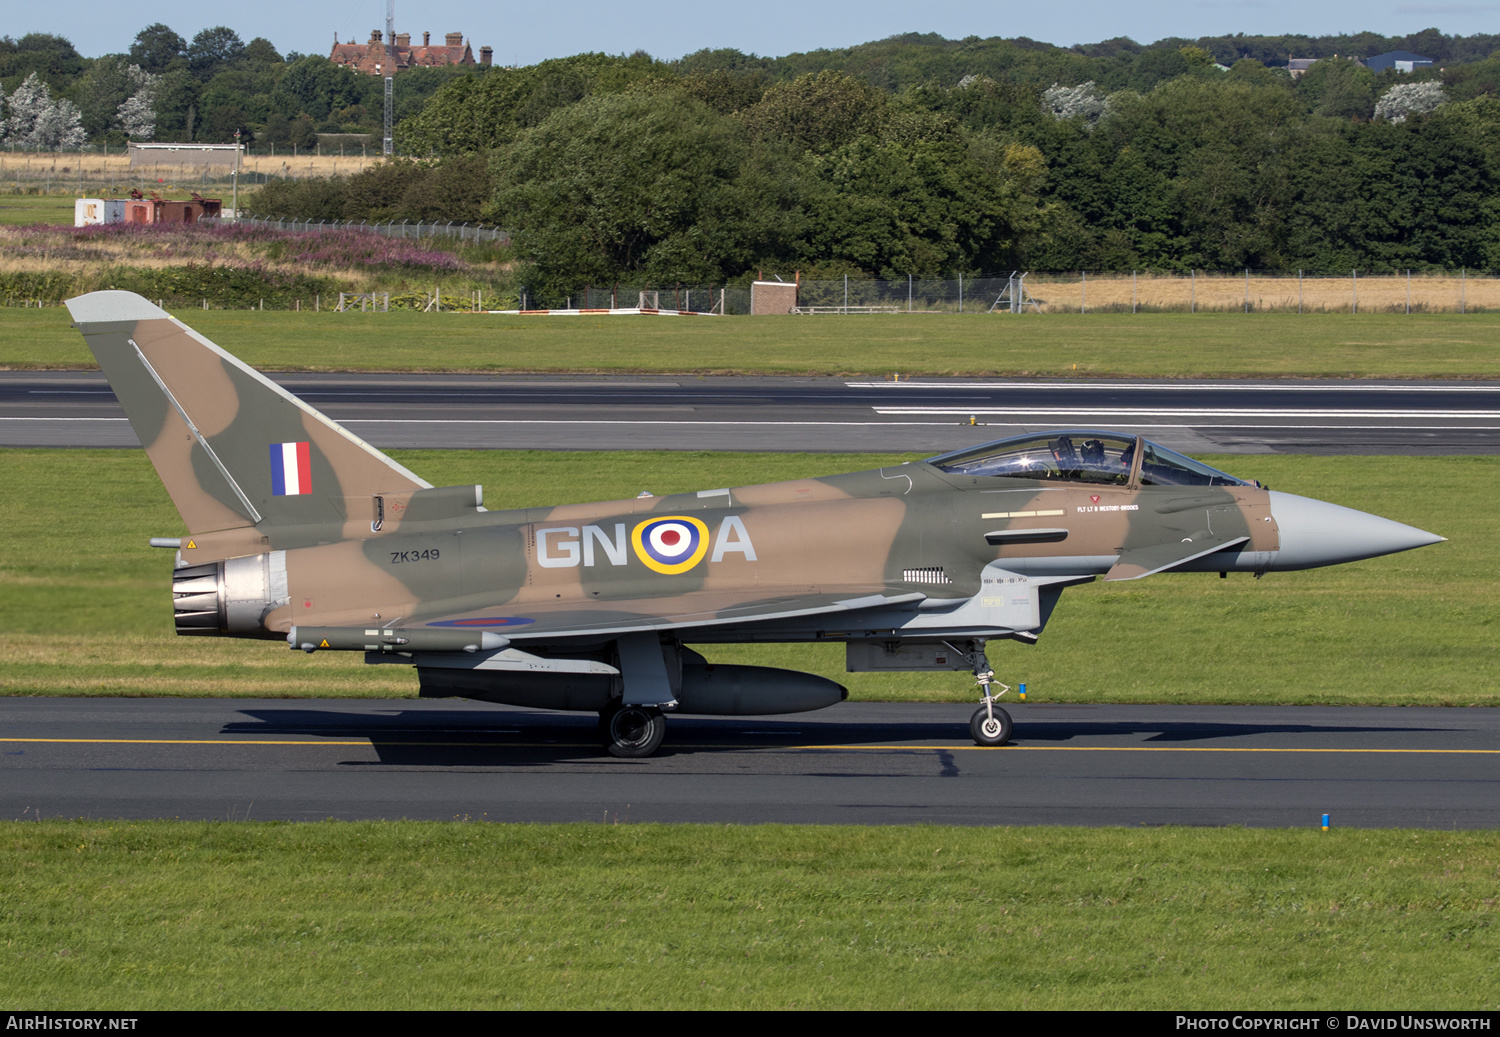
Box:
3 738 1498 754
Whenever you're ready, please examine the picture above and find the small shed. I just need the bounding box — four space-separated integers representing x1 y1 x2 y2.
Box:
121 195 223 225
750 281 798 315
74 199 126 227
128 143 242 168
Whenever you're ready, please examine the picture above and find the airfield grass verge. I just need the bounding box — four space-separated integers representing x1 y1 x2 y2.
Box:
2 449 1491 707
2 821 1496 1010
0 194 78 226
6 306 1500 379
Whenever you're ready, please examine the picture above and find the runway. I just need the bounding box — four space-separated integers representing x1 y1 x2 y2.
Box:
4 372 1500 454
5 699 1498 827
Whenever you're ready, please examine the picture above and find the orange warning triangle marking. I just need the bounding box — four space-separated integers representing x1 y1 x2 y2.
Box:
319 639 330 648
186 539 197 549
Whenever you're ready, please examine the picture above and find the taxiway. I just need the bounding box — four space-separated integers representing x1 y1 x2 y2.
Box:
4 372 1499 454
5 699 1497 827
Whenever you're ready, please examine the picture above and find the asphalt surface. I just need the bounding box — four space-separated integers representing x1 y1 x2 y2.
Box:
4 698 1497 827
5 371 1500 454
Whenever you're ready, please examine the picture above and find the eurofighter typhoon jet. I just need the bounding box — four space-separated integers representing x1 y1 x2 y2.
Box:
68 291 1445 757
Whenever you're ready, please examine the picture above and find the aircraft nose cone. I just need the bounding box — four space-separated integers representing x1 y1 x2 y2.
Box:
1268 491 1446 571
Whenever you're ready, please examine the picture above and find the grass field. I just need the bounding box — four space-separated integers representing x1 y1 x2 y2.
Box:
0 150 381 184
1028 271 1500 314
6 305 1500 378
3 822 1496 1010
2 448 1488 706
0 194 78 226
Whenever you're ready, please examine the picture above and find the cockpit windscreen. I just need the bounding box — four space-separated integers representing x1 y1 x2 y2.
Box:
927 431 1250 487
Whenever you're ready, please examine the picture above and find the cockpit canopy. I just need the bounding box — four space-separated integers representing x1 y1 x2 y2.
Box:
926 430 1253 488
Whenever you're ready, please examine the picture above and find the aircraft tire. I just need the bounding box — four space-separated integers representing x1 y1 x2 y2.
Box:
970 705 1013 747
603 704 667 758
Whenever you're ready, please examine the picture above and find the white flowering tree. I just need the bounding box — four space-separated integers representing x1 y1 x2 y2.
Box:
116 65 159 140
1043 81 1109 124
1375 81 1447 123
5 72 86 150
4 73 49 144
34 98 87 149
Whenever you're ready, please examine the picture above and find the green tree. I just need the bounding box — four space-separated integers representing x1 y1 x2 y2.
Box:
277 57 376 122
739 71 887 152
342 161 429 221
241 38 283 66
398 154 494 222
0 33 85 89
73 55 137 139
242 175 349 219
489 90 797 297
680 68 770 114
1298 57 1376 119
151 68 198 140
397 53 669 155
129 24 185 74
188 27 245 83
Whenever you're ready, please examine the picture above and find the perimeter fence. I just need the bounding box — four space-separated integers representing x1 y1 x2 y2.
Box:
0 148 380 199
215 214 509 244
548 270 1500 316
553 285 748 314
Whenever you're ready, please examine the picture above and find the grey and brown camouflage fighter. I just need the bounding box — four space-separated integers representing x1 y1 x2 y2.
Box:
67 291 1446 756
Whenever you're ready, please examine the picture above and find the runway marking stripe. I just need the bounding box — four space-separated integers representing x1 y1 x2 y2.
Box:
798 745 1500 753
12 419 1500 432
847 381 1500 393
1 737 370 746
872 408 1500 418
4 738 1498 754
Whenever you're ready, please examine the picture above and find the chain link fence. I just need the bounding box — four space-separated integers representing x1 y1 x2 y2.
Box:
549 284 746 314
215 214 508 244
0 147 382 200
523 270 1500 316
777 271 1500 315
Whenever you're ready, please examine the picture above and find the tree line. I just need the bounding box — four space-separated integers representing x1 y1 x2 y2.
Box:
263 45 1500 295
10 26 1500 289
0 25 467 147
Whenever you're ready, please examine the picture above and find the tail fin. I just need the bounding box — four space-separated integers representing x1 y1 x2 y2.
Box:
67 292 430 541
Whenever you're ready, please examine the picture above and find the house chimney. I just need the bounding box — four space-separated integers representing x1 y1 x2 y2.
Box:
481 46 493 65
396 33 410 47
423 31 431 46
446 32 463 47
369 29 382 44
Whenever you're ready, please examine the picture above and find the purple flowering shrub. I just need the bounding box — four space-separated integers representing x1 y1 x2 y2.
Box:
66 221 466 273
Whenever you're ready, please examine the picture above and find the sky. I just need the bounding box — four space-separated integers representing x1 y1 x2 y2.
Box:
16 0 1498 66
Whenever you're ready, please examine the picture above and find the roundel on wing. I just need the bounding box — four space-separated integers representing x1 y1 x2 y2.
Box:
631 516 710 574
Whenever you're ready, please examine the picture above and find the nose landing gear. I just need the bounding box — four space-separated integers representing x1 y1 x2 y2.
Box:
967 640 1013 747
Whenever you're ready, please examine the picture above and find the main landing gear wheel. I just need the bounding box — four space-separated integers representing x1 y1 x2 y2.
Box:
601 703 667 758
970 705 1013 747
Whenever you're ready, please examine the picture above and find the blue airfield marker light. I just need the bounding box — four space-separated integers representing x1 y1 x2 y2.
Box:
1321 813 1330 831
1018 683 1027 701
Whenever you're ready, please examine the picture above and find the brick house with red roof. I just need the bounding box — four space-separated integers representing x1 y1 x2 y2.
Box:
330 30 492 75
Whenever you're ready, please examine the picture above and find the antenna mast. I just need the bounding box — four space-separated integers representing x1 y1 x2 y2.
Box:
383 0 394 157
